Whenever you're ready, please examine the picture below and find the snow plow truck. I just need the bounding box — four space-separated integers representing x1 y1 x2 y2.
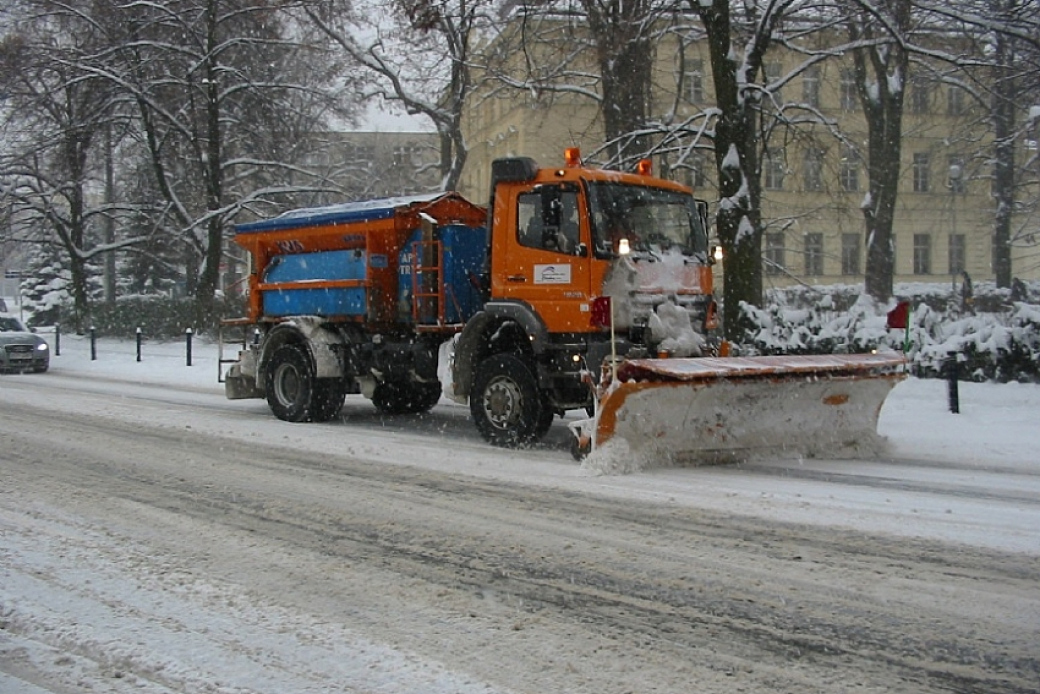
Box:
221 148 905 462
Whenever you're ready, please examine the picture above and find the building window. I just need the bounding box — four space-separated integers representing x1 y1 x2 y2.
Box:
690 152 708 188
684 59 704 103
804 233 824 276
841 233 861 275
913 153 931 193
913 233 932 274
343 142 375 166
764 149 785 190
947 155 966 193
840 146 859 192
949 234 966 274
803 148 823 191
392 144 420 167
909 78 931 115
765 61 783 102
678 153 708 188
947 85 966 116
802 66 820 108
765 233 785 275
840 69 858 111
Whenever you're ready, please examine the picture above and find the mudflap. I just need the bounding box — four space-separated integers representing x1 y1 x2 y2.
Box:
583 353 906 468
225 363 264 400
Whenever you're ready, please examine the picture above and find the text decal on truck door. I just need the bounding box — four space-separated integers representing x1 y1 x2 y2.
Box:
535 264 572 284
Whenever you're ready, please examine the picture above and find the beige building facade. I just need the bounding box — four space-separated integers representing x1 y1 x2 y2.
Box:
459 26 1040 287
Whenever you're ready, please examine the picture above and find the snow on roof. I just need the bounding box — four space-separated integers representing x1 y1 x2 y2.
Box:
235 193 448 234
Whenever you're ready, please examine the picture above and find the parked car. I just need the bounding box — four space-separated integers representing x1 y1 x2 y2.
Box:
0 314 49 373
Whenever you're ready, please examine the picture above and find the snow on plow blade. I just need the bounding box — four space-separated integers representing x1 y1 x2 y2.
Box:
589 353 906 466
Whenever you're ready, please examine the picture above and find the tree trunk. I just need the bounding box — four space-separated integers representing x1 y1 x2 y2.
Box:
598 37 653 164
65 127 93 333
696 0 766 342
104 123 117 304
850 2 910 304
862 120 902 303
991 19 1016 288
583 0 654 166
194 0 225 327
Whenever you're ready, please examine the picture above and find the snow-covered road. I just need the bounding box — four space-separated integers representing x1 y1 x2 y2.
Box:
1 337 1038 693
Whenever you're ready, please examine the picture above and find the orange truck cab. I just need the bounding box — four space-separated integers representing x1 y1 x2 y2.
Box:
223 149 716 449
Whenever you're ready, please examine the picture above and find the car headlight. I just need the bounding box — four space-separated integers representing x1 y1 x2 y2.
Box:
37 343 48 351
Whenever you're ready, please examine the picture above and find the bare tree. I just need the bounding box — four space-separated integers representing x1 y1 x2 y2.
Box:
304 0 496 191
689 0 798 340
488 1 841 339
845 0 1040 296
484 1 677 168
576 0 660 164
105 0 351 319
0 0 140 330
930 0 1040 286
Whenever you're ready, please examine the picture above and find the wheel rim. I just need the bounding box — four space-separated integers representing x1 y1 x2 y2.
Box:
273 362 302 405
482 375 524 430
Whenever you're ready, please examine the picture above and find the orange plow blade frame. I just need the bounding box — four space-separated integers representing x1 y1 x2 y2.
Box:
591 353 907 464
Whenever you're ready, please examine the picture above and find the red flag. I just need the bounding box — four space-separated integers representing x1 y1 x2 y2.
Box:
591 296 612 328
887 301 910 330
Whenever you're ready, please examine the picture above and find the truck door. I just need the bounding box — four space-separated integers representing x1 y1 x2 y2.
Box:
498 183 593 334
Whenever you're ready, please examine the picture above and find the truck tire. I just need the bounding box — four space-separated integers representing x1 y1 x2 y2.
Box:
265 344 315 422
470 354 546 447
311 379 346 422
372 381 442 415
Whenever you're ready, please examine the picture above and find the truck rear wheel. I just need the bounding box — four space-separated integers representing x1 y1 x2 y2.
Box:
470 354 546 448
372 381 442 415
311 379 346 422
265 344 315 422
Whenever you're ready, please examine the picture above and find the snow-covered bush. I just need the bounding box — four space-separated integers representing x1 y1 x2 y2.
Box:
739 281 1040 383
89 294 247 339
912 303 1040 383
740 293 890 355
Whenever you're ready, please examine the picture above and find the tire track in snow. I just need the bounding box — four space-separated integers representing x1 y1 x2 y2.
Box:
3 400 1039 694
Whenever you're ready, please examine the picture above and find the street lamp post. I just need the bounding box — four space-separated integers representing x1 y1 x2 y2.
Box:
1031 106 1040 171
947 162 963 292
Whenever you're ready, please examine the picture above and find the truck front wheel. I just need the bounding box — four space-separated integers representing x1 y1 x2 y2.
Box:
470 354 546 448
265 344 315 422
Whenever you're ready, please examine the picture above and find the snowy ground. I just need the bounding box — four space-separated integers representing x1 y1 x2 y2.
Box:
2 329 1039 693
19 329 1040 552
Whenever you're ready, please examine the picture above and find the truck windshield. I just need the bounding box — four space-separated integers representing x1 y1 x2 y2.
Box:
586 182 708 257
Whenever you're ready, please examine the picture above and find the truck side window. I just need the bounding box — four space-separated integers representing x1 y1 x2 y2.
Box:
516 189 580 255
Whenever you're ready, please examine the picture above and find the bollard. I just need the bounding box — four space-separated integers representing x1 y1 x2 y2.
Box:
185 327 193 366
90 326 97 361
946 352 960 414
253 328 261 347
54 323 61 356
136 327 143 362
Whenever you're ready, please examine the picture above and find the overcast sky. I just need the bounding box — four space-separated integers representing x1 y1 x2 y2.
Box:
359 100 433 132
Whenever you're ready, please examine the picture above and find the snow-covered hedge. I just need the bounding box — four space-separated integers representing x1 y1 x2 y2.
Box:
739 282 1040 383
54 294 247 339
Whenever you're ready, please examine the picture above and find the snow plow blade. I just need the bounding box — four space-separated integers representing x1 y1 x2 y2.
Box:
584 353 906 465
